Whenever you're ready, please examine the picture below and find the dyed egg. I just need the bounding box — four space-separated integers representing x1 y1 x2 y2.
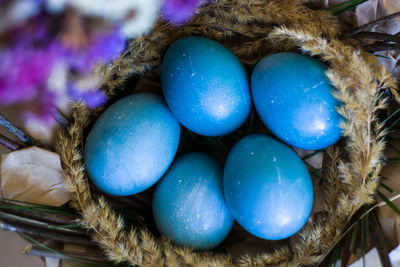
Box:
153 152 234 250
84 93 180 196
161 36 251 136
251 52 342 150
223 134 313 240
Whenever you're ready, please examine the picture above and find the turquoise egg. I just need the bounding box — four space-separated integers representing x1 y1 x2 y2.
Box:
84 93 180 196
224 134 313 240
161 36 251 136
153 153 234 250
251 52 342 150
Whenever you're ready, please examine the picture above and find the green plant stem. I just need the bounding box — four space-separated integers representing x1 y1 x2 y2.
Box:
0 203 79 225
0 221 97 246
0 198 78 215
328 0 368 15
382 107 400 126
377 191 400 215
0 211 86 235
302 149 323 160
370 212 392 267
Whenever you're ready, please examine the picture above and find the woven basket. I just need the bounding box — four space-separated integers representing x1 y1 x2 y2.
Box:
56 0 398 265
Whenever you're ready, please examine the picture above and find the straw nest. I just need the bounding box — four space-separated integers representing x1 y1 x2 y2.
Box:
56 0 399 265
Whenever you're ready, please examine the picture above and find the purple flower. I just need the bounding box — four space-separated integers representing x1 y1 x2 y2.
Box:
62 29 125 74
0 44 58 105
0 4 127 126
162 0 204 24
24 91 57 125
67 85 107 109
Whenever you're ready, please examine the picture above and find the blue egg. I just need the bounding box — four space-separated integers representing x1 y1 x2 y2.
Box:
85 93 180 196
153 152 234 250
224 134 313 240
161 37 251 136
251 52 342 150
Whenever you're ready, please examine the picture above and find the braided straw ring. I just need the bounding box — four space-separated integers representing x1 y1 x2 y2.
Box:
56 0 397 266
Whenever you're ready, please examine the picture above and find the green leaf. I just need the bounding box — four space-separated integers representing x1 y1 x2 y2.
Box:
361 215 369 267
382 106 400 126
51 224 84 229
0 198 77 214
349 222 360 252
379 181 395 194
373 91 385 104
328 242 341 267
302 150 323 160
378 191 400 216
375 54 392 60
389 116 400 130
385 157 400 163
311 168 325 176
0 205 77 215
327 0 369 15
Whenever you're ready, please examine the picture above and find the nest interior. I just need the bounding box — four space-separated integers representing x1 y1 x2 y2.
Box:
56 0 399 266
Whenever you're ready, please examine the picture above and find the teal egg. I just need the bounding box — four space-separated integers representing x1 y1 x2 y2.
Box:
84 93 180 196
251 52 342 150
153 153 234 250
161 37 251 136
224 134 313 240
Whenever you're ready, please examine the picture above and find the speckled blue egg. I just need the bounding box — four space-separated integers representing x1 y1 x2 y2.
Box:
84 93 180 196
161 36 251 136
224 134 313 240
153 152 234 250
251 52 342 150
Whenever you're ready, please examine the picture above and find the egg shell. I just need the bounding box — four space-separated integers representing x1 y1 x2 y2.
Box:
251 52 342 150
153 152 234 250
223 134 313 240
161 36 251 136
84 93 180 196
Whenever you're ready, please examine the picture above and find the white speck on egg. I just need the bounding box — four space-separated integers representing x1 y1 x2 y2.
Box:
191 73 195 77
196 214 200 218
271 100 275 103
178 179 182 183
250 152 255 155
273 157 277 162
257 220 261 224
